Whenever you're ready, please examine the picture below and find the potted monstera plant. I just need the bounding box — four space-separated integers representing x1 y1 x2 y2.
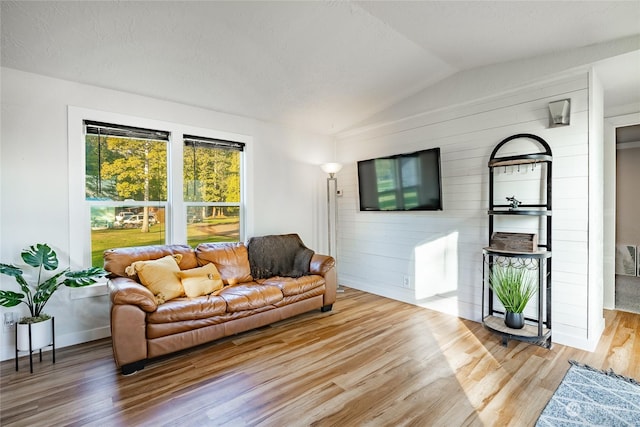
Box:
489 264 537 329
0 243 106 351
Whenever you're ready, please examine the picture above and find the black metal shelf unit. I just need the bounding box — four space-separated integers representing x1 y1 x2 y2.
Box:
483 133 553 348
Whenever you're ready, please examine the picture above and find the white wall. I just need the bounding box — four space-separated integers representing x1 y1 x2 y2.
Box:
586 71 605 349
335 71 603 350
0 68 333 361
617 147 640 243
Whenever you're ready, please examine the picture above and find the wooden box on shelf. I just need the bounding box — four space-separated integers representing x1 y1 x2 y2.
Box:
490 232 537 252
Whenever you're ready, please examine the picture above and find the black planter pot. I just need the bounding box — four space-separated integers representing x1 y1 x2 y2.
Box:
504 312 524 329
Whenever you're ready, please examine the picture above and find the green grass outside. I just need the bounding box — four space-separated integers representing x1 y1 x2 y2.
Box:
91 220 239 267
199 217 238 225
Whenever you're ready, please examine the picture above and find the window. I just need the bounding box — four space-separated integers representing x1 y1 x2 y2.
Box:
85 121 169 266
183 136 243 247
69 107 249 269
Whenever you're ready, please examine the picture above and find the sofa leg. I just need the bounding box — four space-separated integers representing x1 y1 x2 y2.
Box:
121 361 145 376
321 304 333 312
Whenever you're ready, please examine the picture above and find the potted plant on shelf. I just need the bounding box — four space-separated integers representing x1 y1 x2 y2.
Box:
0 243 106 351
489 264 537 329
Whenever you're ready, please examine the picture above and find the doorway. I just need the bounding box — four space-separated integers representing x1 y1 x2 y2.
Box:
615 123 640 314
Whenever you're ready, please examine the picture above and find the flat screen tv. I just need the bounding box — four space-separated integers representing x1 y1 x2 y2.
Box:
357 147 442 211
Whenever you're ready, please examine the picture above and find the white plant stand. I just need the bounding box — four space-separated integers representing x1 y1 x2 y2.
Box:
15 317 55 373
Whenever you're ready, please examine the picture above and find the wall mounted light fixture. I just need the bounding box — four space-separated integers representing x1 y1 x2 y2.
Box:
548 99 571 127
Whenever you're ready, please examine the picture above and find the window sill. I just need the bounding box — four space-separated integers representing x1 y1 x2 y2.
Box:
69 281 108 300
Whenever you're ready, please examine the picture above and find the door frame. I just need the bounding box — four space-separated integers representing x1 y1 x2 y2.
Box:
604 112 640 309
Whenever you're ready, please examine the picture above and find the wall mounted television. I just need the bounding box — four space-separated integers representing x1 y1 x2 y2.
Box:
357 147 443 211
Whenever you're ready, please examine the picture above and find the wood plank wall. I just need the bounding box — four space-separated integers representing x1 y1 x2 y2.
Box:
335 72 596 349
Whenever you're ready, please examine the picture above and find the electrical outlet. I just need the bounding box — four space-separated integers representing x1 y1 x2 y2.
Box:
402 275 410 288
3 312 17 330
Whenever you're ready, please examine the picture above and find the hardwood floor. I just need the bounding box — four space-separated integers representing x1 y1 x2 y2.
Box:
1 287 638 426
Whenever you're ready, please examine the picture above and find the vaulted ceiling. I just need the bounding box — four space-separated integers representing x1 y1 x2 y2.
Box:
2 1 639 135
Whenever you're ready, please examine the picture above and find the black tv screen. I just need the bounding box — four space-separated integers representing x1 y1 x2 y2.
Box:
357 148 442 211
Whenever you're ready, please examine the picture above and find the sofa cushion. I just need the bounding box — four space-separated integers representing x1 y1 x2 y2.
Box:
104 244 198 279
147 295 228 324
218 284 283 312
195 242 253 285
125 254 184 304
262 275 325 297
177 263 224 298
146 305 274 339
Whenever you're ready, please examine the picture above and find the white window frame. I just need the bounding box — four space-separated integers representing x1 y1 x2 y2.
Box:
68 106 251 270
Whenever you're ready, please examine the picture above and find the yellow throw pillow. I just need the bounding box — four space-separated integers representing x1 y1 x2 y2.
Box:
177 263 224 298
125 254 184 304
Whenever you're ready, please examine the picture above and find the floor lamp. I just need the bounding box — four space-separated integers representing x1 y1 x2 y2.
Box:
321 162 343 292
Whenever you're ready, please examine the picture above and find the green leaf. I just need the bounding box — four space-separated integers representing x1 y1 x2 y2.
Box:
0 263 31 295
32 271 66 304
0 263 23 278
63 267 107 287
489 265 537 314
2 244 106 317
0 290 26 308
21 243 58 271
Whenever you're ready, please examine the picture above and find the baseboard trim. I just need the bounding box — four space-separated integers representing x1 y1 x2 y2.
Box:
341 279 479 322
56 326 111 349
342 278 606 352
553 327 602 352
1 326 111 362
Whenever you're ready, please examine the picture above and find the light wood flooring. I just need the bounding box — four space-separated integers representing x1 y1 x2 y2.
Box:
1 287 638 426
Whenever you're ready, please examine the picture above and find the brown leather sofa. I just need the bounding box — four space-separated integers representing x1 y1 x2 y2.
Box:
105 237 336 374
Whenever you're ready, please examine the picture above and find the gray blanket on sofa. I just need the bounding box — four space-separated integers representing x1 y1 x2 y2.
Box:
247 234 314 279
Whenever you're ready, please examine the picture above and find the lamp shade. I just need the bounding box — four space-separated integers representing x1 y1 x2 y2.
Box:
321 163 343 174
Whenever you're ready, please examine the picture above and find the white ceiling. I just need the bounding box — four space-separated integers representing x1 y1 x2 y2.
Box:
2 1 639 135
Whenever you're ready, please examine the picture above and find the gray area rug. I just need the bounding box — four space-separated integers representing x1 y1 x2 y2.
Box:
616 275 640 314
536 361 640 426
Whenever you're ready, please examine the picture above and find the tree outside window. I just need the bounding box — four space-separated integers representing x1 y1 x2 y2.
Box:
83 122 245 267
183 137 243 247
85 122 168 266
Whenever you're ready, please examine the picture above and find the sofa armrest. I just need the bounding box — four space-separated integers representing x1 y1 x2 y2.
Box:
310 254 335 276
310 254 337 307
110 304 148 369
108 277 158 313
